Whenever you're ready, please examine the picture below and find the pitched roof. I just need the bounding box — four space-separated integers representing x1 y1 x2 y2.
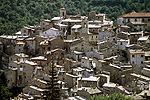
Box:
118 12 150 18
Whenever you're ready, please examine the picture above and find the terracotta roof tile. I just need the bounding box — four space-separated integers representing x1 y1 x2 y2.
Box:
118 12 150 18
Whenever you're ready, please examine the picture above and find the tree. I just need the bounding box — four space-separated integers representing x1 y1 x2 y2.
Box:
44 61 61 100
0 73 12 100
90 93 134 100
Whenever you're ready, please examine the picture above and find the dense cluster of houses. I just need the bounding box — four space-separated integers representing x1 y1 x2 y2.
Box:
0 8 150 99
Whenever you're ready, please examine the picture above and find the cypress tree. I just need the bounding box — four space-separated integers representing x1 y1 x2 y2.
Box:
44 61 61 100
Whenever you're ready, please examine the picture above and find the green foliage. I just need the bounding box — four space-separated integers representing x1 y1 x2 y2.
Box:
90 93 134 100
0 73 12 100
0 0 150 35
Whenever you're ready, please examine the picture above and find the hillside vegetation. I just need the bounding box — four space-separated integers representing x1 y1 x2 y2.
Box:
0 0 150 35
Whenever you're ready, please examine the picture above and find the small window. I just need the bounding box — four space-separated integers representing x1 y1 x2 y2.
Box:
96 36 97 38
92 36 93 38
142 18 144 21
120 42 122 45
128 19 130 22
19 49 20 51
132 54 135 57
48 47 50 51
141 61 143 64
132 61 134 64
135 19 137 22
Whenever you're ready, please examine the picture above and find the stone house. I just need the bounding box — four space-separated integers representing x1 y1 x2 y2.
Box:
117 12 150 31
128 21 146 32
46 48 65 65
142 68 150 77
15 42 25 54
9 53 29 65
129 31 143 44
145 51 150 61
97 74 110 87
67 18 89 40
118 25 130 32
81 57 93 69
65 73 78 88
40 19 53 30
77 87 102 99
117 39 129 50
64 39 81 53
64 58 77 72
117 31 130 40
70 41 94 53
103 83 130 95
85 51 104 60
78 76 99 88
42 27 60 38
99 30 114 41
40 37 64 55
128 49 145 66
24 37 36 56
88 32 99 45
72 67 85 77
13 61 38 87
138 36 150 47
103 82 117 95
97 41 118 58
35 35 47 55
30 56 47 68
2 35 17 55
5 67 17 88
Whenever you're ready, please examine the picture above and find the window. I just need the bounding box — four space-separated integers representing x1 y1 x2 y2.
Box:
48 47 50 51
141 55 144 57
141 61 143 64
92 36 93 38
128 19 130 22
142 18 144 21
132 54 135 57
120 42 122 45
96 36 97 38
132 61 134 64
19 49 20 51
148 19 150 21
135 19 137 22
20 66 23 71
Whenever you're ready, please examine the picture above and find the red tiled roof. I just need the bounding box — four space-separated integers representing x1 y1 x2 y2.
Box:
118 12 150 18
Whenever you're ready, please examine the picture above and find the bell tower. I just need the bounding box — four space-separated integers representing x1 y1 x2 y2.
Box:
60 8 66 18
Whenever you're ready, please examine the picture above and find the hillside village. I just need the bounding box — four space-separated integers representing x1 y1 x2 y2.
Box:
0 8 150 99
